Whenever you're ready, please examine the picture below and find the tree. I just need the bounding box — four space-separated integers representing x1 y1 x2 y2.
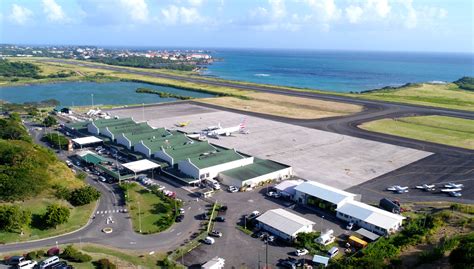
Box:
44 204 70 228
68 186 101 206
43 115 57 127
61 245 92 263
0 205 31 232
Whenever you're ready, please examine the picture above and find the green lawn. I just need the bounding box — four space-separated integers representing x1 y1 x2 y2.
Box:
0 198 95 244
358 83 474 112
125 183 177 234
360 115 474 150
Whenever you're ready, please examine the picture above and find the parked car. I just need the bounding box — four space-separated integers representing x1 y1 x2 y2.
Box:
295 248 309 256
38 256 60 269
328 247 340 258
209 230 223 237
5 256 25 266
218 205 228 212
228 186 238 193
214 216 226 222
47 247 60 256
279 259 296 269
203 236 215 245
346 222 354 230
179 208 185 214
50 261 71 269
249 211 261 218
18 260 37 269
175 214 184 222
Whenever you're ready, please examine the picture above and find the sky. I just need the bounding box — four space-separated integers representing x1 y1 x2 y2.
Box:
0 0 472 53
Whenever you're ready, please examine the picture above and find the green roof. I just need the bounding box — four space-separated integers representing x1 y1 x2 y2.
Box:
141 132 191 152
125 128 170 145
106 122 153 136
66 121 89 130
167 142 217 163
219 158 289 181
190 149 244 169
91 118 135 128
79 153 108 164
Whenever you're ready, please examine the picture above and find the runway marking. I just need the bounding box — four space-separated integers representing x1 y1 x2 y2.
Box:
176 232 182 236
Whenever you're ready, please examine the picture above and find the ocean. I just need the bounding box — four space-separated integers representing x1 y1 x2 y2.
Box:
203 49 474 93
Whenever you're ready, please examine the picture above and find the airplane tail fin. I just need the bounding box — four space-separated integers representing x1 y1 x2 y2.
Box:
239 117 247 129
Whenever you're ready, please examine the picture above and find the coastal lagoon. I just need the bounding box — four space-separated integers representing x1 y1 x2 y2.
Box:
0 81 214 106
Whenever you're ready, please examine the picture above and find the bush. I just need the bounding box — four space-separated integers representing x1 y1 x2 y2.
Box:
68 186 101 206
43 204 70 228
53 185 71 200
26 251 37 260
61 245 92 263
36 250 46 257
96 258 117 269
0 205 32 233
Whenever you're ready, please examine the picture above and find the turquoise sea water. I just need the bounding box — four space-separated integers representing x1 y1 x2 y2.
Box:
0 81 214 106
204 49 474 92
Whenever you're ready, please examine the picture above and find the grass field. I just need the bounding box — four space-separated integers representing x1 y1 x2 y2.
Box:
2 243 169 269
0 198 96 243
125 183 176 234
360 115 474 150
198 92 362 119
359 83 474 112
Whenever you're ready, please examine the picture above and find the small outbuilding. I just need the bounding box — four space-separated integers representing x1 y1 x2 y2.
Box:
274 179 305 199
256 208 315 241
312 255 330 267
72 136 103 148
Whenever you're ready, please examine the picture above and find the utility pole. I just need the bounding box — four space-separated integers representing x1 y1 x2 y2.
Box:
138 201 142 233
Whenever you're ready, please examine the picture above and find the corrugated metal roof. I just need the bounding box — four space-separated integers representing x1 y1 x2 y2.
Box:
312 255 329 266
337 200 405 230
219 158 289 181
256 208 315 236
295 181 357 205
122 159 160 173
72 136 102 145
190 149 245 169
274 179 305 195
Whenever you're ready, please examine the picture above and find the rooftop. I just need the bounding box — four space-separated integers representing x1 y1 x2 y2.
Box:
166 141 217 163
295 181 357 206
189 149 245 169
66 121 89 131
219 158 289 181
91 118 135 128
121 159 160 173
72 136 102 146
337 200 406 230
77 150 109 164
256 208 315 236
106 122 153 136
123 128 170 145
141 132 191 152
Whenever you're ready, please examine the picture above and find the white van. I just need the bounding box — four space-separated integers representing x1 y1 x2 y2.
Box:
18 260 37 269
328 247 339 258
206 179 221 190
38 256 60 269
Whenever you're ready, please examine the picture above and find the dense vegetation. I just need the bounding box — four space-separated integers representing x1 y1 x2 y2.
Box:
454 76 474 91
0 113 31 142
42 133 69 150
0 59 40 77
0 205 31 232
91 56 197 71
61 245 92 263
136 87 193 100
328 213 446 268
449 233 474 269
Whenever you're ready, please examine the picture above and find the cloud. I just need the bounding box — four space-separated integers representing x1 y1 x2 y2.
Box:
345 5 363 24
42 0 68 23
344 0 391 24
188 0 203 7
161 5 205 25
304 0 341 22
119 0 149 23
8 4 33 25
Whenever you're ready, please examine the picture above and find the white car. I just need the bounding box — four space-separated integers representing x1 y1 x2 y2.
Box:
295 249 309 256
18 260 37 269
346 222 354 230
203 236 215 245
249 211 261 218
179 208 185 214
228 186 238 193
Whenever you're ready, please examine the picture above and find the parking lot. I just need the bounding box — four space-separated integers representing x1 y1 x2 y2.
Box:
182 186 348 268
108 103 431 190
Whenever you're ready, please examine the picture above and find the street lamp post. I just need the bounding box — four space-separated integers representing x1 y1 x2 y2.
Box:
138 201 142 233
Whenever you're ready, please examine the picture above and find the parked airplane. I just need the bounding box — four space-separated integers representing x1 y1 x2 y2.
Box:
440 188 463 193
387 185 409 193
415 184 436 191
444 182 464 189
204 118 247 137
176 121 190 127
